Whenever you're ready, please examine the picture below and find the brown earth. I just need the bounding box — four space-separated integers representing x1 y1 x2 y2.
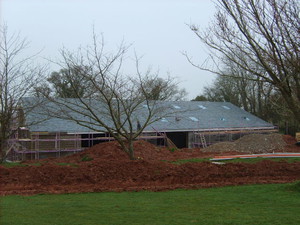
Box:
1 134 300 196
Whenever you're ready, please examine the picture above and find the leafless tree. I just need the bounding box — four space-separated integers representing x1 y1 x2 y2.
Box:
186 0 300 123
202 69 275 120
0 25 43 162
37 34 174 160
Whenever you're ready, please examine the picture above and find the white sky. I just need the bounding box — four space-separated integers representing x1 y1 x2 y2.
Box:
0 0 217 100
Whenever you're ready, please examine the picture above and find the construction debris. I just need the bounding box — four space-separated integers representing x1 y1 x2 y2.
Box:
211 152 300 161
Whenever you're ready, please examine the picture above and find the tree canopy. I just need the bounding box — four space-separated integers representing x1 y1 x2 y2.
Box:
47 66 93 98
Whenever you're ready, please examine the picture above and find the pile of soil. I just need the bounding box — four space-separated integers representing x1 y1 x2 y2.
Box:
283 135 300 152
53 140 234 163
1 134 300 196
204 133 286 153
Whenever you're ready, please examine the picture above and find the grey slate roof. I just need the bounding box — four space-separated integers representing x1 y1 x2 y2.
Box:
23 98 274 133
148 101 273 132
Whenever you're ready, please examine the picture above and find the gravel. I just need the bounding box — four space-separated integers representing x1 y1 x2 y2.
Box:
203 133 286 153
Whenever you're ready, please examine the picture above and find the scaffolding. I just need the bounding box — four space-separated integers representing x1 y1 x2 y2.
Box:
6 129 167 161
5 125 278 161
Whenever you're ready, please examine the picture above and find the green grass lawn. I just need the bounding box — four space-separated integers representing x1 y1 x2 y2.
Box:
3 157 300 167
1 182 300 225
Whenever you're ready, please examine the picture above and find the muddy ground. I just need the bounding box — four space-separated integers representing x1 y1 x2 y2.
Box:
1 134 300 196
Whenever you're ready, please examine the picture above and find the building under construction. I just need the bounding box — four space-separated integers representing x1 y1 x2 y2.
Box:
7 98 276 161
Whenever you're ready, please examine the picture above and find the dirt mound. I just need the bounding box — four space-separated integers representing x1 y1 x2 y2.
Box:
51 140 226 163
282 135 300 152
283 135 297 145
1 159 300 196
1 135 300 196
51 140 180 163
204 133 286 153
54 141 129 163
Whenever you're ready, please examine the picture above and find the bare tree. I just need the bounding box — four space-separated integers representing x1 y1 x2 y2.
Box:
201 71 275 119
186 0 300 123
0 25 43 162
37 34 173 160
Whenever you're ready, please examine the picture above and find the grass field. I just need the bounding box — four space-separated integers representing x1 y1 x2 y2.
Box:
1 182 300 225
3 157 300 167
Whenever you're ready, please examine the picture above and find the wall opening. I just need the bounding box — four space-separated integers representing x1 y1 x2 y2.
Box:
166 132 187 148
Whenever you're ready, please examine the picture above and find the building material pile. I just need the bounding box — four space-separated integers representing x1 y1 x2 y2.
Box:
211 153 300 161
203 133 286 153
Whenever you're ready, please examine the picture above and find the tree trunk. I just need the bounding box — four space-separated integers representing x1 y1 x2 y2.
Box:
114 137 136 160
0 139 7 163
127 140 135 160
279 87 300 124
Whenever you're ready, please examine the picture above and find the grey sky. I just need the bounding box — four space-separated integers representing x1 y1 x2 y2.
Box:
1 0 217 100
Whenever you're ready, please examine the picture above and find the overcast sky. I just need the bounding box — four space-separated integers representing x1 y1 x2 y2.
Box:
1 0 217 100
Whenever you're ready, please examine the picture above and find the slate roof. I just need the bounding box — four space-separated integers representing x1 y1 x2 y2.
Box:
23 98 274 133
147 101 274 132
